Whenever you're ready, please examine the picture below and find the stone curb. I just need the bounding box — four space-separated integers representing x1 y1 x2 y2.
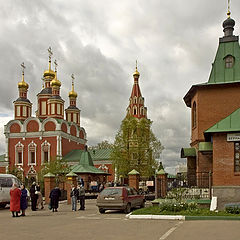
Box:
126 213 240 221
126 213 185 220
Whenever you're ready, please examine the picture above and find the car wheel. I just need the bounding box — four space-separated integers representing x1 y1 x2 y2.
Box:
99 208 105 214
124 203 131 214
0 203 6 209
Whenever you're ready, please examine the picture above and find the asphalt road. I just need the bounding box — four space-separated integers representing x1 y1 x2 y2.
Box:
0 200 240 240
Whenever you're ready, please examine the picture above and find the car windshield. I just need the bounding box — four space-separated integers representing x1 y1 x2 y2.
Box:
100 188 122 196
0 177 13 187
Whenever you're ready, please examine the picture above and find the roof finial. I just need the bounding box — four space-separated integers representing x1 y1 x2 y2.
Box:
227 0 231 18
136 60 138 70
71 73 75 91
21 62 25 81
48 46 53 70
54 59 58 72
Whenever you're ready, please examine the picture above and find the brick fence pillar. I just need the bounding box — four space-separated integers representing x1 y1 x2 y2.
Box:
156 169 168 198
128 169 140 190
44 173 56 205
66 171 78 205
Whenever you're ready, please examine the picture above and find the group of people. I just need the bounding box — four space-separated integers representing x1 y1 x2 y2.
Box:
70 184 85 211
10 184 28 217
9 182 44 217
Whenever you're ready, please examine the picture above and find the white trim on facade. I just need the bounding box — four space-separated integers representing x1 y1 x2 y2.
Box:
15 141 24 166
41 140 51 164
28 141 37 166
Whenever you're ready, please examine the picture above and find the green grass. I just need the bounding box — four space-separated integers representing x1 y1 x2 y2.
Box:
132 206 240 217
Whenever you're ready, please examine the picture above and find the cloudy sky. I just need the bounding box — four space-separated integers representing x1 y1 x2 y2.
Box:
0 0 239 173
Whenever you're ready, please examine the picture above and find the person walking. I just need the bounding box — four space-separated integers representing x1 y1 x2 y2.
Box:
20 184 28 216
10 183 21 217
70 185 79 211
30 182 38 211
78 184 85 210
49 187 61 212
36 184 44 210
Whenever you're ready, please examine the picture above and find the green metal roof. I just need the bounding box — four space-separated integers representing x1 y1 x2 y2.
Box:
0 154 5 162
156 169 166 175
66 171 78 177
89 149 112 161
208 41 240 84
63 149 112 163
167 174 176 179
44 172 55 178
198 142 213 151
71 164 108 174
205 108 240 133
128 169 140 175
181 148 196 158
79 151 94 166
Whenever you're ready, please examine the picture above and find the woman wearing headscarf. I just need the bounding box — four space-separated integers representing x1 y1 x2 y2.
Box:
10 183 21 217
49 187 61 212
20 184 28 216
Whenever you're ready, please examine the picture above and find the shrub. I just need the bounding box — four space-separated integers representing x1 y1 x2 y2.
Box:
158 200 198 213
225 203 240 214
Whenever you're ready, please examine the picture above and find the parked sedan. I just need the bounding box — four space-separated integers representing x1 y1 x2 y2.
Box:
96 186 145 214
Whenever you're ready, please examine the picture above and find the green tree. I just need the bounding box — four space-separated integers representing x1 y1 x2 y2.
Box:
111 116 164 179
89 140 113 150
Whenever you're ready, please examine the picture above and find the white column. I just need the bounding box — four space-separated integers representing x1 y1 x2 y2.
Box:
5 137 8 161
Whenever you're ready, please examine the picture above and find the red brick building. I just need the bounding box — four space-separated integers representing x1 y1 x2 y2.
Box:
0 49 87 181
181 13 240 208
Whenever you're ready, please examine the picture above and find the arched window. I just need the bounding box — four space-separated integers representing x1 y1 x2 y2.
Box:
134 97 138 104
225 55 235 68
192 102 197 128
15 142 24 165
28 141 37 166
133 106 137 115
41 140 50 164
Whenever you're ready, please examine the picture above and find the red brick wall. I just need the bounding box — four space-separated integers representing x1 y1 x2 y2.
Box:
8 136 57 176
10 123 21 133
94 163 114 182
0 167 6 173
27 120 39 132
61 123 67 133
212 133 240 186
191 84 240 144
61 137 85 156
44 121 56 131
70 125 76 136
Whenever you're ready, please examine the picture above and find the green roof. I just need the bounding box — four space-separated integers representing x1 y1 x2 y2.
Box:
208 40 240 84
128 169 140 175
156 169 166 175
63 149 112 163
198 142 213 151
0 154 5 162
66 171 78 177
167 174 176 179
44 172 55 178
181 148 196 158
205 108 240 133
89 149 112 161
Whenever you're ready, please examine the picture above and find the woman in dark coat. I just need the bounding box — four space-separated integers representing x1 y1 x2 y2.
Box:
20 184 28 216
49 187 61 212
10 183 21 217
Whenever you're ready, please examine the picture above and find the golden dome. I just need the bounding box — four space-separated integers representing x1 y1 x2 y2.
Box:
69 90 77 98
44 69 56 78
18 80 29 89
133 68 140 77
50 77 61 87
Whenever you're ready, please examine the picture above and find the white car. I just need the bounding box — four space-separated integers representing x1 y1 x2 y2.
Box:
0 174 22 208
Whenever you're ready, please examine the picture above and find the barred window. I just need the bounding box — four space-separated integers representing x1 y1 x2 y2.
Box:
234 142 240 172
225 55 234 68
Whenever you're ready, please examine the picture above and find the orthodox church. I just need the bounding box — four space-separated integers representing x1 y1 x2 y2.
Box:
181 10 240 208
0 48 86 180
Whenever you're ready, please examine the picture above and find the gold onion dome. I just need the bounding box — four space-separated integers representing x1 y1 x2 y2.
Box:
18 80 29 89
50 76 61 87
133 67 140 77
44 69 56 78
69 89 77 98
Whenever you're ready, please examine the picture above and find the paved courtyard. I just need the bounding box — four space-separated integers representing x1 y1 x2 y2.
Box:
0 199 240 240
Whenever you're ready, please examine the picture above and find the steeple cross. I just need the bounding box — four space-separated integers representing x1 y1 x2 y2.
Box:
227 0 231 18
21 62 26 74
48 46 53 60
136 60 138 70
54 59 58 72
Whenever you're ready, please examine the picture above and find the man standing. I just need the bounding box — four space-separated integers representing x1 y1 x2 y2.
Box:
30 182 38 211
70 185 79 211
78 184 85 210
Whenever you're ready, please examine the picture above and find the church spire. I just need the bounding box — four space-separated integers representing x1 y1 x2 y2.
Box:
127 63 147 119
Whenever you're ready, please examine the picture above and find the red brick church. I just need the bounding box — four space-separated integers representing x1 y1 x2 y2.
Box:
0 48 86 180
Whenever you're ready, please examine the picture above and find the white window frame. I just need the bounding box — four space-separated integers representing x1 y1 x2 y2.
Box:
41 140 50 165
28 141 37 166
15 142 24 166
